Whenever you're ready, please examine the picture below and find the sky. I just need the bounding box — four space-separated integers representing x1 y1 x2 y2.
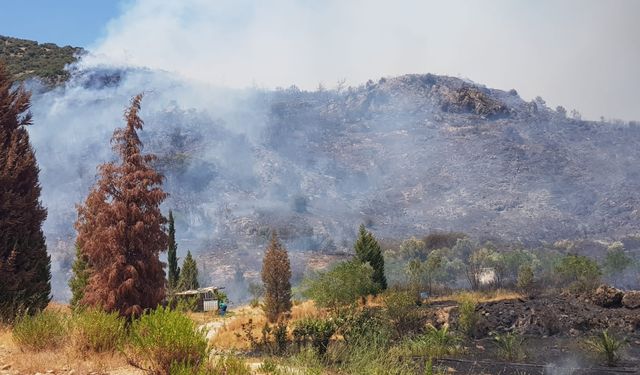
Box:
1 0 639 121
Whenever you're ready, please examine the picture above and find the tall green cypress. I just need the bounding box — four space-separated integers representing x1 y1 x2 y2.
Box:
354 224 387 290
177 251 199 291
167 210 180 289
0 63 51 321
68 245 89 309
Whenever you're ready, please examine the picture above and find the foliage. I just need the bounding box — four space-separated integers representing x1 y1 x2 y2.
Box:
423 232 467 252
71 309 126 353
12 310 67 351
383 288 423 337
493 332 525 361
516 264 535 294
208 355 252 375
75 94 168 318
0 63 51 322
354 224 387 290
0 35 82 84
177 250 199 291
167 210 180 290
302 260 377 312
248 282 264 307
336 307 391 346
602 242 632 277
554 254 601 293
585 330 625 367
405 325 459 358
262 232 292 322
399 237 427 260
126 307 209 375
68 245 90 310
292 317 336 356
457 294 479 337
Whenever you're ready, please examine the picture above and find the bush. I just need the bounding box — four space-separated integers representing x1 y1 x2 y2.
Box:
337 307 390 346
517 264 534 294
72 309 126 353
457 295 479 337
12 310 68 351
554 254 601 293
209 355 252 374
126 307 209 374
585 330 625 367
493 332 525 361
292 317 336 356
383 289 424 337
405 325 459 358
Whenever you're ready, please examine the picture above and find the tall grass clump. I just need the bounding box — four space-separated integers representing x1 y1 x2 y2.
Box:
456 294 479 337
12 310 68 351
585 330 625 367
71 309 126 353
405 325 459 359
126 306 209 374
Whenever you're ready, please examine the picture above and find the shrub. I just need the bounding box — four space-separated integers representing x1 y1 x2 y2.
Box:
493 332 525 361
71 309 126 353
457 295 479 337
406 325 459 358
257 357 280 373
383 289 424 337
337 307 390 346
292 317 336 356
554 254 601 293
209 355 252 374
585 330 625 367
126 307 209 374
517 264 534 294
12 310 67 351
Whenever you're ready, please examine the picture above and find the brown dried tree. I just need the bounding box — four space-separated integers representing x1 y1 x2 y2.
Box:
0 63 51 321
75 94 168 318
261 231 292 322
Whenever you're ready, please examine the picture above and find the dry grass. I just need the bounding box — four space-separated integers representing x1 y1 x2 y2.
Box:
429 289 522 304
211 300 325 350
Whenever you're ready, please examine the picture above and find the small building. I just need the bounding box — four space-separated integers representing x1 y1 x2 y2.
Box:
171 286 223 312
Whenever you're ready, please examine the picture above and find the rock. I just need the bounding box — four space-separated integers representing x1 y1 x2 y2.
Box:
0 365 9 370
592 285 623 308
622 291 640 309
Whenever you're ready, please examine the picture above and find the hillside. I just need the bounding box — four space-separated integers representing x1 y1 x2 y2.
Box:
22 66 640 300
0 35 82 84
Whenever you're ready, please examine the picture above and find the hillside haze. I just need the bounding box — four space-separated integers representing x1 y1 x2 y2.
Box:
4 37 638 299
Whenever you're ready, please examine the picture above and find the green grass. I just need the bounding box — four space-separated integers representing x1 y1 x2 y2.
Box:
12 310 68 351
71 309 126 353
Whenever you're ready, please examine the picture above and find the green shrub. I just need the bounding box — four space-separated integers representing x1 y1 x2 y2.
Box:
292 317 336 356
585 330 625 367
71 309 126 353
12 310 68 351
516 264 534 294
257 357 280 373
554 254 601 293
337 307 390 346
493 332 525 361
209 355 252 374
383 289 423 337
406 325 459 359
457 295 479 337
126 307 209 375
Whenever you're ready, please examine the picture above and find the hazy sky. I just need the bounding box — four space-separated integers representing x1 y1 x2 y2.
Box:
3 0 639 120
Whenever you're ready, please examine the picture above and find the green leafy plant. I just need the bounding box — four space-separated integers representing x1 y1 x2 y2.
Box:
125 307 209 375
12 310 68 351
493 332 525 361
457 295 479 337
382 288 423 337
585 330 625 367
292 317 336 356
71 309 126 353
554 254 601 293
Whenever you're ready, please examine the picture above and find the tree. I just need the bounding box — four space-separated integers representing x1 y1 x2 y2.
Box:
302 260 377 312
68 245 90 309
177 251 199 291
602 242 632 277
261 231 292 322
167 210 180 290
0 63 51 321
354 224 387 290
75 94 168 318
554 254 601 293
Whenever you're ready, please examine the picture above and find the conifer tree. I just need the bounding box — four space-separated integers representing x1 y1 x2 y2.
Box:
177 250 199 291
75 94 168 318
354 224 387 290
68 245 89 309
261 231 292 322
167 210 180 289
0 63 51 321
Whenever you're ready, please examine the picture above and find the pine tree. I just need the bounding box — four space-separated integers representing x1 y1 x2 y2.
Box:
261 231 292 322
177 250 199 291
354 224 387 290
68 245 89 310
75 94 168 318
0 63 51 321
167 210 180 290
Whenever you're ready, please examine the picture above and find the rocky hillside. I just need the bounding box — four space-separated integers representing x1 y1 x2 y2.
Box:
0 35 82 84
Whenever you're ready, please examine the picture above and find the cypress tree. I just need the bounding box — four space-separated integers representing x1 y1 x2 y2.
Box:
177 250 199 291
0 63 51 321
68 245 89 310
261 231 292 322
75 94 168 318
354 224 387 290
167 210 180 289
